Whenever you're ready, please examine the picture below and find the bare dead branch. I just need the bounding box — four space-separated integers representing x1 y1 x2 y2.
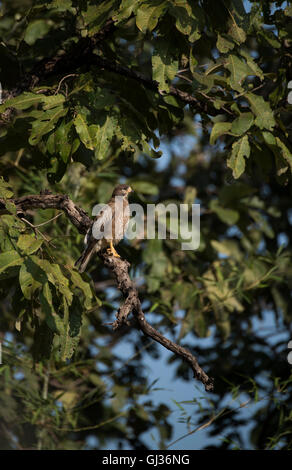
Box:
101 254 214 392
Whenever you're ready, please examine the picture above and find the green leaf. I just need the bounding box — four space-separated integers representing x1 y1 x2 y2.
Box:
262 132 290 180
29 106 67 145
111 384 128 411
0 177 13 198
42 94 65 110
211 240 243 261
94 115 116 160
246 93 276 131
0 250 23 274
259 29 281 49
83 0 118 36
192 71 215 93
69 270 94 310
24 19 51 45
193 309 208 337
47 0 72 11
39 259 73 305
239 49 264 81
189 46 198 73
219 182 255 204
231 112 254 135
47 119 73 163
0 216 24 252
74 113 96 150
143 239 168 292
113 0 142 24
275 137 292 171
131 181 159 195
136 0 167 33
4 200 17 215
249 208 274 238
227 135 251 179
59 298 83 361
19 259 46 299
228 22 246 45
210 199 239 225
227 5 247 45
169 1 203 42
152 39 179 92
116 116 141 152
216 35 235 53
225 55 249 92
0 92 44 112
17 234 43 255
40 282 53 317
40 282 60 332
210 122 232 145
172 282 197 310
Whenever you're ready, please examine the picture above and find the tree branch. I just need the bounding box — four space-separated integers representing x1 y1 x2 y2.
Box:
1 18 220 123
0 193 214 392
0 193 91 234
93 56 214 114
0 19 116 123
101 254 214 391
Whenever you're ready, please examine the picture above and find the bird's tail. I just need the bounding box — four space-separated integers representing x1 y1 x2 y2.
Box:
74 240 100 273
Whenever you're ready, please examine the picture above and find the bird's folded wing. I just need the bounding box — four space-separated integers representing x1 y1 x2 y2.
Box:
92 202 115 241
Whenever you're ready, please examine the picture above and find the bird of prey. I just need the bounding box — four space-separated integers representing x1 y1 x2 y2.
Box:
75 184 132 273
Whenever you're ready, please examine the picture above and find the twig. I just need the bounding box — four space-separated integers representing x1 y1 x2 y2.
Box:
15 149 24 167
52 411 126 433
34 212 63 227
165 393 274 449
54 74 78 95
21 217 54 246
176 73 193 84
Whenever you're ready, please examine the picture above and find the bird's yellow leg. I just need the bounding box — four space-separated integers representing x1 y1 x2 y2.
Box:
107 240 120 257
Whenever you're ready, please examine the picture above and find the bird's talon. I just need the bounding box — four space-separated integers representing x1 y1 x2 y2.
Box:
107 241 121 258
106 248 120 258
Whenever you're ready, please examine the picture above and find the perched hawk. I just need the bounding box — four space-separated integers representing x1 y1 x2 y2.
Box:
75 184 132 273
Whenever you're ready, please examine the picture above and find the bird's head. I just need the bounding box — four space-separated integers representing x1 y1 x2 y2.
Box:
112 184 133 198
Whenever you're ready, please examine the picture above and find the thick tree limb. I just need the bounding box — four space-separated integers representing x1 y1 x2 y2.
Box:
0 193 91 234
0 193 214 391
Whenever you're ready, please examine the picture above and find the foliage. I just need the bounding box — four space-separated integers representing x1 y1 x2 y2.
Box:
0 0 292 450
